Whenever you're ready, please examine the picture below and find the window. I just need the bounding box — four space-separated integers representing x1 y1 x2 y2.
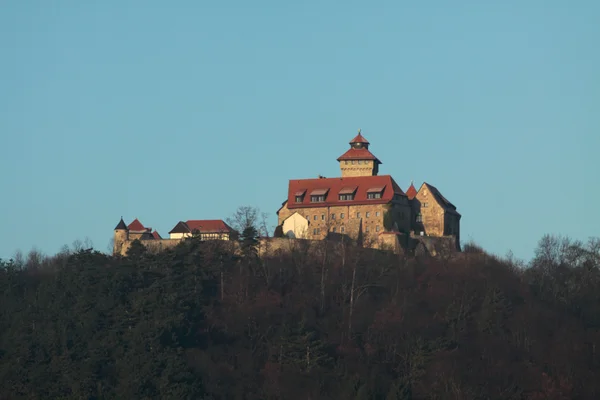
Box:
375 211 380 217
310 188 328 203
295 190 306 203
314 215 317 221
423 202 429 208
341 226 345 233
331 213 336 220
339 187 356 201
366 226 370 232
340 213 345 219
367 187 384 199
416 213 422 223
345 160 349 165
356 212 361 218
313 228 321 235
366 212 370 218
306 215 310 221
332 227 337 232
358 160 363 164
351 160 355 165
321 214 325 220
376 225 380 232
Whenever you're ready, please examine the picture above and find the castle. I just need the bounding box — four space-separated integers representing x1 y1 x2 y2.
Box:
275 131 461 252
114 131 461 256
113 218 235 256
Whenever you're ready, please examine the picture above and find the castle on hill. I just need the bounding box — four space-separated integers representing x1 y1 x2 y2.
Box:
113 130 461 256
113 218 235 256
275 131 461 252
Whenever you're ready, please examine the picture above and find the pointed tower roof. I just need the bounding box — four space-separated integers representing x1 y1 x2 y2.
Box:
128 218 146 232
114 217 128 230
337 130 381 163
406 181 418 200
151 230 162 240
349 130 370 145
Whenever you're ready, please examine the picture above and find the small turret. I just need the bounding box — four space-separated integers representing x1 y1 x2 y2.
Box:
113 217 129 255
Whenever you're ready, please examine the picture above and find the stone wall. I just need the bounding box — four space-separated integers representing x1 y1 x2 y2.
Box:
412 186 445 236
339 160 378 177
409 234 460 257
278 201 411 243
119 238 181 256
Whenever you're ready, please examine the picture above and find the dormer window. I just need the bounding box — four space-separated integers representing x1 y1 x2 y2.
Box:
295 190 306 203
310 188 328 203
338 187 357 201
367 187 384 199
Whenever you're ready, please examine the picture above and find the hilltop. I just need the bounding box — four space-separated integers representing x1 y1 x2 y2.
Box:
0 233 599 399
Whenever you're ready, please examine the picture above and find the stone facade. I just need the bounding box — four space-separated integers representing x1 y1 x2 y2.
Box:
339 159 379 177
113 218 234 256
277 131 461 254
411 182 461 245
119 238 180 255
277 201 411 245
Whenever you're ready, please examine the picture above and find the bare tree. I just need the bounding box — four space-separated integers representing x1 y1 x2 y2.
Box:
226 206 260 233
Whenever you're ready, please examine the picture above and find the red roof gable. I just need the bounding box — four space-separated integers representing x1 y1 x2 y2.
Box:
185 220 233 233
349 132 369 144
152 230 162 239
406 183 418 200
287 175 406 209
128 218 146 231
337 148 381 163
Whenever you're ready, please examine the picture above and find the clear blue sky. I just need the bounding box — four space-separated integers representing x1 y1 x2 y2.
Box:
1 1 598 261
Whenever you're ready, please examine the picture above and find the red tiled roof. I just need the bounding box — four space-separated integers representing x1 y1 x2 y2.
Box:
349 133 369 144
128 218 146 231
152 230 162 239
336 148 381 163
287 175 406 209
185 220 234 233
406 183 418 200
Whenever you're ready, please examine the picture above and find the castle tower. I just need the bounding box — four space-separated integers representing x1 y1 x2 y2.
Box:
113 217 129 255
336 130 382 177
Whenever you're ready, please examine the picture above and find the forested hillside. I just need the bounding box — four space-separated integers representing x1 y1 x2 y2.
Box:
1 234 599 399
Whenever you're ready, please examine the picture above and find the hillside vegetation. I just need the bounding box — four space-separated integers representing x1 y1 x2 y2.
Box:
1 234 599 399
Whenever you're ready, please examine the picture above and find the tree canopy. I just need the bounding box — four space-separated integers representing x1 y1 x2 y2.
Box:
0 234 599 399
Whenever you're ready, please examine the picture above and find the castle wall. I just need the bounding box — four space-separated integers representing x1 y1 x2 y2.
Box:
279 203 390 242
119 239 181 256
128 231 153 241
412 186 445 236
339 160 378 177
279 200 412 244
409 234 460 256
444 213 461 242
113 230 128 255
